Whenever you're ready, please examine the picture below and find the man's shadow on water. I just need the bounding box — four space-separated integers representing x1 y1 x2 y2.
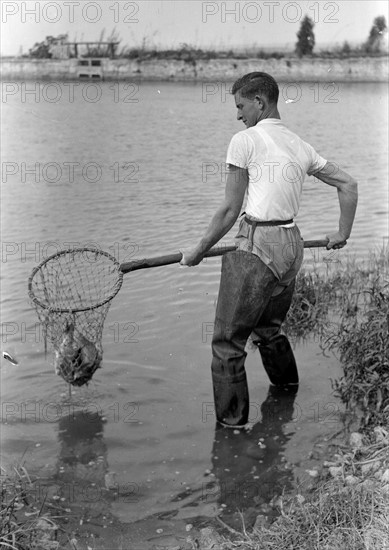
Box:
205 385 299 530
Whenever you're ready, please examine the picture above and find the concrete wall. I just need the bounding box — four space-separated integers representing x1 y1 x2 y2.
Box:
1 56 388 82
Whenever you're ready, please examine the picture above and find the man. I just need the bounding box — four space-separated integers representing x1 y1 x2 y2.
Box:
180 72 358 428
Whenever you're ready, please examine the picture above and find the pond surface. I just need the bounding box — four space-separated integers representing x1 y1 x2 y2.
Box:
1 81 388 544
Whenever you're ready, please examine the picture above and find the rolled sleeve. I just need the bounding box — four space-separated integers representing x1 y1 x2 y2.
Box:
305 142 327 175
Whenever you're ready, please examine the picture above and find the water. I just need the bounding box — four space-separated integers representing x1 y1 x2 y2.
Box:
1 81 388 538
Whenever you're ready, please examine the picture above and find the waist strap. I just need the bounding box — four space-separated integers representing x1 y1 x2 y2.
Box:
244 217 293 227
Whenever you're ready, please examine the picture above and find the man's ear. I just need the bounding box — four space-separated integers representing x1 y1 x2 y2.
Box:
254 95 264 110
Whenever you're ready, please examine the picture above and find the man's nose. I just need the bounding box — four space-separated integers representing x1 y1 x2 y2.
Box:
237 111 242 120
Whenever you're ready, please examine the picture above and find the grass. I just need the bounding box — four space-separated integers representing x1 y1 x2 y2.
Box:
329 285 389 429
0 464 60 550
284 246 388 349
119 44 388 61
218 487 389 549
286 247 389 432
113 37 389 61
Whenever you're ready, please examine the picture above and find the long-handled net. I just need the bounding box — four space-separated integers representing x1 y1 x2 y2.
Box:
28 240 328 388
28 248 123 386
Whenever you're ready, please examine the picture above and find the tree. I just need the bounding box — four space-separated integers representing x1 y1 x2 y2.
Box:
29 38 52 58
295 15 315 57
341 41 351 56
364 16 387 53
29 34 69 59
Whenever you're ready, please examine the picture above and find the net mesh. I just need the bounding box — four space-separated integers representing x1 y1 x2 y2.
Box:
28 248 123 386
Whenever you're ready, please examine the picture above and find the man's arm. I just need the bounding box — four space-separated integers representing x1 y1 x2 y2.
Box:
180 165 248 266
313 161 358 250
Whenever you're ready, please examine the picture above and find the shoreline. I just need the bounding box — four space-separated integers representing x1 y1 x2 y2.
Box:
1 55 388 82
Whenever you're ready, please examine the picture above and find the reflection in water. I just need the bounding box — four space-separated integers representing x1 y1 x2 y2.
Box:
207 385 298 528
54 410 111 520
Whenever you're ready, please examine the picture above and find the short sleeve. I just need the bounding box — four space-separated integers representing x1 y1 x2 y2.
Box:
305 141 327 175
226 132 254 169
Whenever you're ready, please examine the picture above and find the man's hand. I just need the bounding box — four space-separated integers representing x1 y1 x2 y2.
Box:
180 247 205 267
326 231 347 250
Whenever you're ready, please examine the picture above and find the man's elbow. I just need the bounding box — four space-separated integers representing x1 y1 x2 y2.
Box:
222 203 240 225
347 178 358 202
349 177 358 190
340 176 358 200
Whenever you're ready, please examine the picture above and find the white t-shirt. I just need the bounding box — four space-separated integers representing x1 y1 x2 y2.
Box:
226 119 327 221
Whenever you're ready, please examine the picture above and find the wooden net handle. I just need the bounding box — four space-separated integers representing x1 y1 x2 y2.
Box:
120 239 329 274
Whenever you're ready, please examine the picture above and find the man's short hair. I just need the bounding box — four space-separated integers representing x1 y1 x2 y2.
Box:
231 72 279 104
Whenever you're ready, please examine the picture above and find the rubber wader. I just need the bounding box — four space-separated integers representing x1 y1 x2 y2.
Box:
257 334 299 386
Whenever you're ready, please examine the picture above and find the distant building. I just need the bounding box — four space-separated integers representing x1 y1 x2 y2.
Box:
28 36 120 79
45 36 119 60
63 41 119 59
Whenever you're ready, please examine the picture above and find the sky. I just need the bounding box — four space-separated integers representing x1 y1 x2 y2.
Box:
1 0 388 56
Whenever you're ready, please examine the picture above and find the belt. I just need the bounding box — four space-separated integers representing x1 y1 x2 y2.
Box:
244 216 293 226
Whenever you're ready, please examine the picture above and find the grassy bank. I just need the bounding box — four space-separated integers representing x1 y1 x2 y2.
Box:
286 247 388 428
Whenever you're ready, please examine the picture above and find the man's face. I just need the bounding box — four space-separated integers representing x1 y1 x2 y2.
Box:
234 91 261 128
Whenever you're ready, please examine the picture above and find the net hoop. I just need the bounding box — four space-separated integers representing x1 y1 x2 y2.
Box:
28 247 123 313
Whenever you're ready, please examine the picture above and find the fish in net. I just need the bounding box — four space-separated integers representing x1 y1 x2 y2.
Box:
28 248 123 386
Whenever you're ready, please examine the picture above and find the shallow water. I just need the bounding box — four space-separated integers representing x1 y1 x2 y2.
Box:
1 81 388 536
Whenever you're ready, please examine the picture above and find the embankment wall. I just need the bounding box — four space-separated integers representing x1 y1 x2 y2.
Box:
1 56 388 82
